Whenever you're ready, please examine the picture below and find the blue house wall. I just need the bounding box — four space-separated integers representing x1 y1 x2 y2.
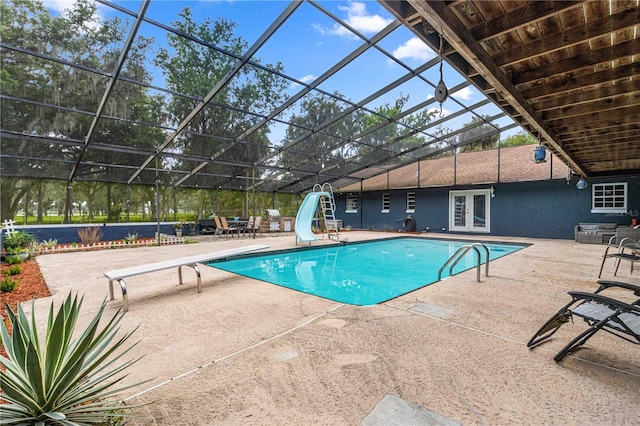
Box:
334 176 640 240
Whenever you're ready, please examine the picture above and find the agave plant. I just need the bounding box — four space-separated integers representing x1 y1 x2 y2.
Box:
123 232 139 244
0 293 147 424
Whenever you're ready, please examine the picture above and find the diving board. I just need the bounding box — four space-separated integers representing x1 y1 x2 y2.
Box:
104 244 269 311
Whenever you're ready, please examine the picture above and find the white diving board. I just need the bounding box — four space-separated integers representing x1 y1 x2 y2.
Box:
104 244 269 311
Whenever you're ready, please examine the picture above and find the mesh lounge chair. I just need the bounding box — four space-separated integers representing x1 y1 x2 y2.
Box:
527 280 640 361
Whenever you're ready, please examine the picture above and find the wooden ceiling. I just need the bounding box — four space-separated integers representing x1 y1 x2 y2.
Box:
380 0 640 178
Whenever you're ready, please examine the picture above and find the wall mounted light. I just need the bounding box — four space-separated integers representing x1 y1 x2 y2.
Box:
490 186 495 198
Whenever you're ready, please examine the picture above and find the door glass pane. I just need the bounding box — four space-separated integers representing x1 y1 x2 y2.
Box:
473 194 486 228
454 196 466 227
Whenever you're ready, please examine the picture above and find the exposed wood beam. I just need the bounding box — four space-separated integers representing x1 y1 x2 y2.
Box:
542 94 640 121
531 80 640 110
560 126 640 141
470 1 583 42
554 114 640 135
492 9 639 67
513 38 640 85
521 62 640 99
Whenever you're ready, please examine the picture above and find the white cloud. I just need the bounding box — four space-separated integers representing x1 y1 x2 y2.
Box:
44 0 105 30
44 0 73 14
451 86 474 100
392 37 434 62
299 74 316 84
290 74 317 89
314 1 393 39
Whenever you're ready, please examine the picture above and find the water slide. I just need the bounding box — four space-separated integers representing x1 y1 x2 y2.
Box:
295 192 330 243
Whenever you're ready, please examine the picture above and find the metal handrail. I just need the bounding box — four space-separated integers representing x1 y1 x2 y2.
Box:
438 245 472 281
438 243 490 282
472 242 490 278
448 246 481 281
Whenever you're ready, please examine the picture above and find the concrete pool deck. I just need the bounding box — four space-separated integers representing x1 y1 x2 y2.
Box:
30 231 639 425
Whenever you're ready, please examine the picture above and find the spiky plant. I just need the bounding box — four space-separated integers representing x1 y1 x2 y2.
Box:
0 293 147 425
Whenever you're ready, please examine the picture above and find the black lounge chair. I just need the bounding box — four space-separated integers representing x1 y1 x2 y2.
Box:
598 237 640 278
527 280 640 362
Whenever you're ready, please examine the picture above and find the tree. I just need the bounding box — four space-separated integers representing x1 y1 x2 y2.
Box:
500 131 537 147
0 179 34 222
458 115 500 152
357 95 436 165
155 9 289 183
0 0 163 221
280 92 362 180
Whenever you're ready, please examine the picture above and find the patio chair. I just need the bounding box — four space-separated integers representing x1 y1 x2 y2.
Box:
527 280 640 361
599 236 640 278
244 216 263 237
220 217 239 238
212 216 224 237
241 216 254 237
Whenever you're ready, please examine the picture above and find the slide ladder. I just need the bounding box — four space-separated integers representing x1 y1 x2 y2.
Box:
318 183 339 241
295 183 340 244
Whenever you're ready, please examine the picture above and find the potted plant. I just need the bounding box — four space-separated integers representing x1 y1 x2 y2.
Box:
174 220 185 237
187 220 196 236
2 230 36 261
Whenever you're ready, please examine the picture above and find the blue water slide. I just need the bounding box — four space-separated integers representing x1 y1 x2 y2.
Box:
295 192 330 243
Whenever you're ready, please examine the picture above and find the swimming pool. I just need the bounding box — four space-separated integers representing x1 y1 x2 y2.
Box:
209 237 526 305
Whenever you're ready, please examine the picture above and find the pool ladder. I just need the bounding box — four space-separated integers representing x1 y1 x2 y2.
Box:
438 243 490 282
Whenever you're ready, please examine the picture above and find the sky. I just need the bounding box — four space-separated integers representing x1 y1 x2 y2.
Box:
42 0 519 143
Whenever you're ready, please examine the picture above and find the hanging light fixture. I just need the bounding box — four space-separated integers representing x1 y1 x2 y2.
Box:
533 135 546 163
434 33 448 114
576 176 588 190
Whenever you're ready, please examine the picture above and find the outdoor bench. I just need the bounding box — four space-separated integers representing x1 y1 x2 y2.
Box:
574 222 618 244
199 219 218 235
104 244 269 311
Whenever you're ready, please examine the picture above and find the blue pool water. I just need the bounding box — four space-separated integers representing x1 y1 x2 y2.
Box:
209 237 526 305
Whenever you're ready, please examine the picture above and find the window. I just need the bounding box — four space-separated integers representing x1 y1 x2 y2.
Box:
345 195 358 213
406 192 415 213
381 194 390 213
592 183 627 213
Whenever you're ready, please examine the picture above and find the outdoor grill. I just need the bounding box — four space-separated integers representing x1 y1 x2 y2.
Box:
266 209 280 231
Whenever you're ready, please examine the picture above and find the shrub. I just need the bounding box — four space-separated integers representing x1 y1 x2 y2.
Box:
124 232 139 244
40 238 59 249
5 265 22 275
1 276 19 292
78 226 103 244
28 240 42 256
3 231 36 255
0 293 148 423
5 255 24 265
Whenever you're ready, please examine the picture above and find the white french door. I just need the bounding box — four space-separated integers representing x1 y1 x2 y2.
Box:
449 189 491 233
